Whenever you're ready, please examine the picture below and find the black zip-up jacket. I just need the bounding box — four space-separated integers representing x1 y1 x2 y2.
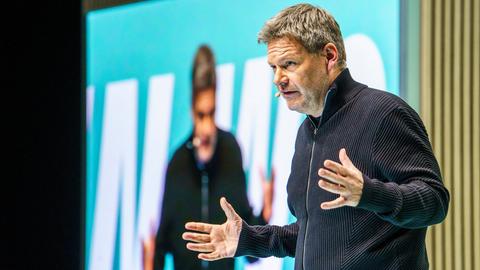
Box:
154 129 265 270
235 69 449 270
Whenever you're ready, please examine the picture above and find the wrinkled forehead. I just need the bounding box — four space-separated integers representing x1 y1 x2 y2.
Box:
267 37 308 63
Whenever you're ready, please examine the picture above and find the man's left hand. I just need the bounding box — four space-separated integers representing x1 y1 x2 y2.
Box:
317 148 364 209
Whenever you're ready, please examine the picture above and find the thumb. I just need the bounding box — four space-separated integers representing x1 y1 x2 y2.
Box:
339 148 354 168
220 197 238 221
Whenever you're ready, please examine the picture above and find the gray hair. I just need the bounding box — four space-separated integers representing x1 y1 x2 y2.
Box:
258 3 347 69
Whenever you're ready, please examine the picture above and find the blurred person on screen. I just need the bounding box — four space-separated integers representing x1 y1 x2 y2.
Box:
182 4 449 270
144 45 274 270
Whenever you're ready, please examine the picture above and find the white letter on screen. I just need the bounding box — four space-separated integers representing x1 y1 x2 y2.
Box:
89 79 138 270
344 34 386 91
236 57 272 216
87 85 95 131
135 74 175 269
215 63 235 131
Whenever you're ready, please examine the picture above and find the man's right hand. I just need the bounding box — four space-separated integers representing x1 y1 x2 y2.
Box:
182 197 243 261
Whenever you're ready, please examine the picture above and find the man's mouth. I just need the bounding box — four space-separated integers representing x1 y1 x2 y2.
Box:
193 137 211 148
200 137 212 147
281 90 300 98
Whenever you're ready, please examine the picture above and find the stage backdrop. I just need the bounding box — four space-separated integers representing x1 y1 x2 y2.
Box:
86 0 399 269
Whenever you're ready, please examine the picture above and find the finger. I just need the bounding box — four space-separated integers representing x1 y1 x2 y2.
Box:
323 159 350 177
198 251 221 261
318 179 347 196
271 167 275 183
185 222 212 234
220 197 238 220
339 148 355 169
321 196 347 210
186 242 215 253
182 232 211 243
318 168 348 186
259 167 265 181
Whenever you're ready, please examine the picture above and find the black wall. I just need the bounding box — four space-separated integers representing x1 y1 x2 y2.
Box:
11 1 83 269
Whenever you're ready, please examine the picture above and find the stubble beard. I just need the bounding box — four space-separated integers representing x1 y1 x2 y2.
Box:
303 81 329 117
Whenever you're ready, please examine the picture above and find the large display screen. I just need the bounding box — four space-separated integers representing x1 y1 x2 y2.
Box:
86 1 400 269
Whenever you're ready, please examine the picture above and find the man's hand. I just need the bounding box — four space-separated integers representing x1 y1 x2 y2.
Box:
317 148 364 209
141 220 156 270
183 197 243 261
259 167 275 222
142 234 155 270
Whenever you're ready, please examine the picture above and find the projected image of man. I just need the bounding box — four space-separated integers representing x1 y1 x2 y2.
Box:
147 45 274 270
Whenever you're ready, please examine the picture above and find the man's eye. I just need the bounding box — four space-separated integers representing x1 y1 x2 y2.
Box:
285 61 296 67
270 65 277 72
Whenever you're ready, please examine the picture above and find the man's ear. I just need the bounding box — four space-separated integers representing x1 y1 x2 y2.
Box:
323 43 339 72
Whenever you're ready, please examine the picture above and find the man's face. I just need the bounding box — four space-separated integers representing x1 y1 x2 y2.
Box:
192 88 217 163
267 37 330 117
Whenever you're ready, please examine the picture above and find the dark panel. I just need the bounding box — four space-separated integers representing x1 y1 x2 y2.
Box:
11 1 83 269
83 0 146 12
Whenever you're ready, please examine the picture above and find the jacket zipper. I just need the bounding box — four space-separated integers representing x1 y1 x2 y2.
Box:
201 171 209 270
303 116 318 270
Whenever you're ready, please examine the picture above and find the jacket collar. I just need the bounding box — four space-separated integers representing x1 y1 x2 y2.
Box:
309 68 367 127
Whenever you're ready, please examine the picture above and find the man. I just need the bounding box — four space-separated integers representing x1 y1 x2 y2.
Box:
152 45 274 270
182 4 449 270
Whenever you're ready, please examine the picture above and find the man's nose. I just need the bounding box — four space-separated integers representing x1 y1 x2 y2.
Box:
201 117 215 132
273 69 288 90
